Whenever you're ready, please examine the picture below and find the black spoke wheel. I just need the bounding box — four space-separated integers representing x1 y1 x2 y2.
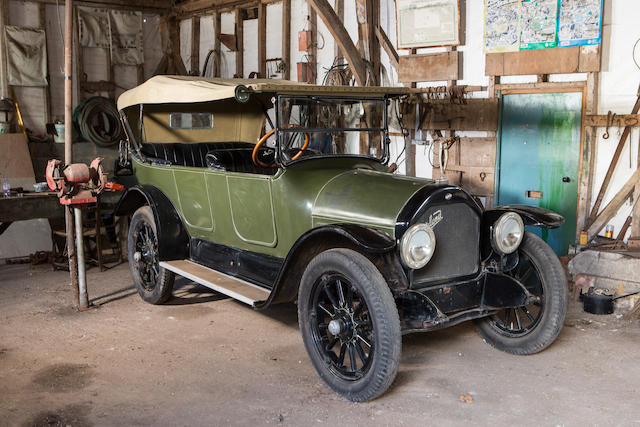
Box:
298 249 401 402
127 206 175 304
475 232 568 355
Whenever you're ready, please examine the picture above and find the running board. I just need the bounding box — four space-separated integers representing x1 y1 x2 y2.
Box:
160 260 270 306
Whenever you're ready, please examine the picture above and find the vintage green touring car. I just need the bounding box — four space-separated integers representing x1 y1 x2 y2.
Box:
115 76 568 402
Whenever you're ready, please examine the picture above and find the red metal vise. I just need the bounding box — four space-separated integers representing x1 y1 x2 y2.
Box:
46 158 109 205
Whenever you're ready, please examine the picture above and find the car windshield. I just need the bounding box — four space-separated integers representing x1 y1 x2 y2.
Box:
276 96 388 164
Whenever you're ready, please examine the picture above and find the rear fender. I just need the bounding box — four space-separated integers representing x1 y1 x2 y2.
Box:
114 185 190 261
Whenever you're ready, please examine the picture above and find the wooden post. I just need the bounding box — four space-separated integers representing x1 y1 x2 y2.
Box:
235 9 243 77
39 3 51 124
334 0 343 61
191 16 200 75
258 2 266 78
308 7 317 83
0 0 8 99
282 0 291 79
577 72 599 238
214 11 221 77
366 0 379 82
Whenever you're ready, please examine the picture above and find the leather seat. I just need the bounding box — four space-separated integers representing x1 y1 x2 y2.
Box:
139 142 276 175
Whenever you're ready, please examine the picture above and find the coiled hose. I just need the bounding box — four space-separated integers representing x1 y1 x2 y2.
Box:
73 97 124 147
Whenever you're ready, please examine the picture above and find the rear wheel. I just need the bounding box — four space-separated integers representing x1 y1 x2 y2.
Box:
298 249 401 402
128 206 174 304
475 232 568 354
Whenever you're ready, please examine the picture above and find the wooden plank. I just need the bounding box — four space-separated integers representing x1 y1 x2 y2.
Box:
214 11 221 77
485 46 600 76
334 0 343 60
402 99 499 131
586 168 640 240
307 0 367 86
398 52 459 83
258 2 266 77
375 26 398 70
366 0 379 81
191 16 200 75
218 33 237 51
578 45 601 72
26 0 170 12
496 81 585 91
282 0 290 79
584 114 640 127
588 92 640 224
235 9 243 77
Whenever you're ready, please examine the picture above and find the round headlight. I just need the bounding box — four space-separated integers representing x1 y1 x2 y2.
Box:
493 212 524 254
400 223 436 269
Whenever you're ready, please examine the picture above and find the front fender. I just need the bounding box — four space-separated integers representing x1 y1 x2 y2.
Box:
255 223 397 309
481 205 564 261
484 205 564 229
114 185 190 261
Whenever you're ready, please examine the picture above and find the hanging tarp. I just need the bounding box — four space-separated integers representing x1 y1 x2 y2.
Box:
77 7 111 48
5 26 48 87
109 10 143 66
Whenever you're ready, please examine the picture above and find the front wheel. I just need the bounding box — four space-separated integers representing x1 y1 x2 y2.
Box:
298 249 401 402
475 231 568 355
127 206 175 304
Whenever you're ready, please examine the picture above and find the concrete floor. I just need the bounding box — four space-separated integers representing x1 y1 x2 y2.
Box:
1 262 639 426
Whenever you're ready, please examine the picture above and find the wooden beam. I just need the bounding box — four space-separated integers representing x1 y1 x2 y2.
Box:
191 16 200 75
214 11 221 77
28 0 170 12
39 3 51 124
366 0 379 81
334 0 343 60
398 52 459 83
375 26 398 70
588 91 640 224
0 0 8 98
282 0 290 79
307 5 317 83
258 2 266 77
218 33 237 51
583 114 640 127
486 46 600 76
235 8 243 77
401 99 499 132
577 72 598 239
307 0 367 86
587 168 640 240
495 81 585 91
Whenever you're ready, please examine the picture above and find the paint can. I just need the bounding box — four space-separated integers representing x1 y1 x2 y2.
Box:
579 231 588 245
605 224 614 239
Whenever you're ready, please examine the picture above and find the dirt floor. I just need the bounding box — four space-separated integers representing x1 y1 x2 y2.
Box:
1 262 639 426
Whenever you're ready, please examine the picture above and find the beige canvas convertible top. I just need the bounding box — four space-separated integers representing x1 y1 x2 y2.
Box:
117 75 410 110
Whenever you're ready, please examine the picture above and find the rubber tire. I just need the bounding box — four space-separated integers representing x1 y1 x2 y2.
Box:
298 248 401 402
475 232 568 355
128 206 175 304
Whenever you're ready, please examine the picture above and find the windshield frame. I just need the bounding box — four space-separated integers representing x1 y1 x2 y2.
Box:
274 94 391 167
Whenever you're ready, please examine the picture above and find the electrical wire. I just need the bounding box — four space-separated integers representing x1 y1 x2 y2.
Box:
634 38 640 70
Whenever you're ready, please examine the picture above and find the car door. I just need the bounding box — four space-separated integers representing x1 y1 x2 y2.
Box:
226 174 278 248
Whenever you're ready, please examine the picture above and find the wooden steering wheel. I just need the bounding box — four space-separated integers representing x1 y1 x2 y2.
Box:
252 126 310 168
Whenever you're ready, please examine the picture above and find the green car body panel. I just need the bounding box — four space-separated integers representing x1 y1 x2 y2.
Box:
132 155 434 260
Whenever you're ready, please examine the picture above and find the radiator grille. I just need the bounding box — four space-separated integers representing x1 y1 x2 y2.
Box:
412 203 480 287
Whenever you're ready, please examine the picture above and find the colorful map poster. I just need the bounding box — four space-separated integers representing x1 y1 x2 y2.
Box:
519 0 559 49
557 0 602 47
484 0 522 53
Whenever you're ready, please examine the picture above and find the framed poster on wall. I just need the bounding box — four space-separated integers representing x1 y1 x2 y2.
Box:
396 0 460 49
519 0 559 49
557 0 602 47
484 0 522 53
